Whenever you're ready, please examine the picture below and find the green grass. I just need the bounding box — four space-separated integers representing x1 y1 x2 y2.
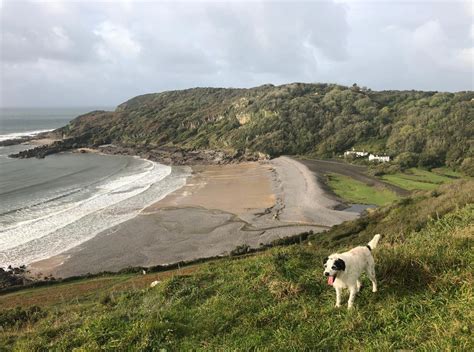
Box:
1 181 473 351
326 173 399 206
431 167 464 178
381 167 462 191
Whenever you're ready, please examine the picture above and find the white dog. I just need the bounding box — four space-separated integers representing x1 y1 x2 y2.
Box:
323 234 381 309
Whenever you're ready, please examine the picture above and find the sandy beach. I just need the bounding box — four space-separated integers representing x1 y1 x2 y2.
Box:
30 156 358 278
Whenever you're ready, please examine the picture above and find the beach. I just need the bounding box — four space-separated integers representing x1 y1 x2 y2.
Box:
29 156 358 278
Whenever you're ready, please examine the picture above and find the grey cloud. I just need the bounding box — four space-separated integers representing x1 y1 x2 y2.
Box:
201 1 349 74
0 0 472 107
0 1 96 63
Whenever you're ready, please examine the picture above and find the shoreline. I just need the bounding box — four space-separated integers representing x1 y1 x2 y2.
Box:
3 136 359 278
28 156 358 278
1 145 190 269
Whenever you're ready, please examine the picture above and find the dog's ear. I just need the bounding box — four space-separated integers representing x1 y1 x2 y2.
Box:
334 258 346 271
323 257 328 265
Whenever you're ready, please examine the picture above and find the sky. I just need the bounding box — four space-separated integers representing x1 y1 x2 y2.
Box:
0 0 473 107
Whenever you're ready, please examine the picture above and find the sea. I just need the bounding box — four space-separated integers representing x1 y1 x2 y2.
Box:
0 108 190 268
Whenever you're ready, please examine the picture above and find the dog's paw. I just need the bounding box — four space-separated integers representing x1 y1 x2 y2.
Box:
335 304 341 308
372 288 377 293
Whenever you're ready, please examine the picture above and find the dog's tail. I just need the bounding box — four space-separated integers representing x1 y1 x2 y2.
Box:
367 234 381 251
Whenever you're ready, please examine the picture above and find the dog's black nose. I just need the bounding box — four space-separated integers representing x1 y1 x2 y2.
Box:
324 272 329 277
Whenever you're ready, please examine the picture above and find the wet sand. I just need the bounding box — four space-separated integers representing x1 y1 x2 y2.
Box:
146 162 276 216
29 157 358 278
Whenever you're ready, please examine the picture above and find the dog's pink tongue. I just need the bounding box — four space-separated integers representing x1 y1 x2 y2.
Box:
327 276 334 286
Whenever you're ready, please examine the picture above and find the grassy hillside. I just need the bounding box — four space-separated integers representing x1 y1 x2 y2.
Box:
381 167 463 191
55 83 474 172
1 180 473 350
326 172 400 206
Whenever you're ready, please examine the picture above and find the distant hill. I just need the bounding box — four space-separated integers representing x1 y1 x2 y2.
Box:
56 83 473 172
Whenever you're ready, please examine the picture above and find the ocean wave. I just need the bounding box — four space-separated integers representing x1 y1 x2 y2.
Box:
0 158 191 267
0 129 54 142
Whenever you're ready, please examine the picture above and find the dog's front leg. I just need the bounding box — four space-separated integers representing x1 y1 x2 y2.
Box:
335 287 342 308
347 286 357 309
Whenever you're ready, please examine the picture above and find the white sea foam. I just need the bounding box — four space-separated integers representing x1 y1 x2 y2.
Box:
0 159 191 267
0 129 54 142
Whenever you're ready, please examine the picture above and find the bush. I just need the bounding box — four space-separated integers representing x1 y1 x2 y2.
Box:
394 152 418 168
99 293 116 306
460 157 474 176
418 153 444 168
0 306 45 329
368 162 401 176
230 244 252 256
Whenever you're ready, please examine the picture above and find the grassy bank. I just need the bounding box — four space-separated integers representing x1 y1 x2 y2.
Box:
381 167 464 191
1 181 473 350
325 173 399 205
326 167 468 206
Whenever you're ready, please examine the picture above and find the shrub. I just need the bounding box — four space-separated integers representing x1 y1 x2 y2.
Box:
460 157 474 176
394 152 419 168
0 306 45 329
230 244 251 256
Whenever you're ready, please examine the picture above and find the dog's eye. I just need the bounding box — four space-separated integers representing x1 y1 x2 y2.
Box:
332 266 337 270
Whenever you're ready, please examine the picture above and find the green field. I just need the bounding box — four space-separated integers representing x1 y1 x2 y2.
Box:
2 181 472 350
431 167 464 178
326 173 399 206
381 168 462 191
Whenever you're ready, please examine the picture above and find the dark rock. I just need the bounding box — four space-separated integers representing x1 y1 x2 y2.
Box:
0 136 33 146
8 134 269 166
8 135 91 159
0 266 33 289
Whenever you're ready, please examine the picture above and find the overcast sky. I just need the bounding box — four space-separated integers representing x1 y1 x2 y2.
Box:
1 0 473 107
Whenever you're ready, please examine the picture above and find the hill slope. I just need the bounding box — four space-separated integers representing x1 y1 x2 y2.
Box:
1 180 473 350
53 83 474 171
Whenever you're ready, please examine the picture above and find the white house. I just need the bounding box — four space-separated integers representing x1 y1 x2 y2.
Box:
344 148 368 158
369 154 390 162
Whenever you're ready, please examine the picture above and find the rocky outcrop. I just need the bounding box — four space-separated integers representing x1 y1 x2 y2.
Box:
96 145 269 165
8 136 269 165
0 131 60 147
0 136 34 146
8 135 90 159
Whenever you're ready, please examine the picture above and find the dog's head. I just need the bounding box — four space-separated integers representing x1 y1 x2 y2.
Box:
323 256 345 284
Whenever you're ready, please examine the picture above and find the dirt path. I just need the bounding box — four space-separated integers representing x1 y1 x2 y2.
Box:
297 158 411 197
